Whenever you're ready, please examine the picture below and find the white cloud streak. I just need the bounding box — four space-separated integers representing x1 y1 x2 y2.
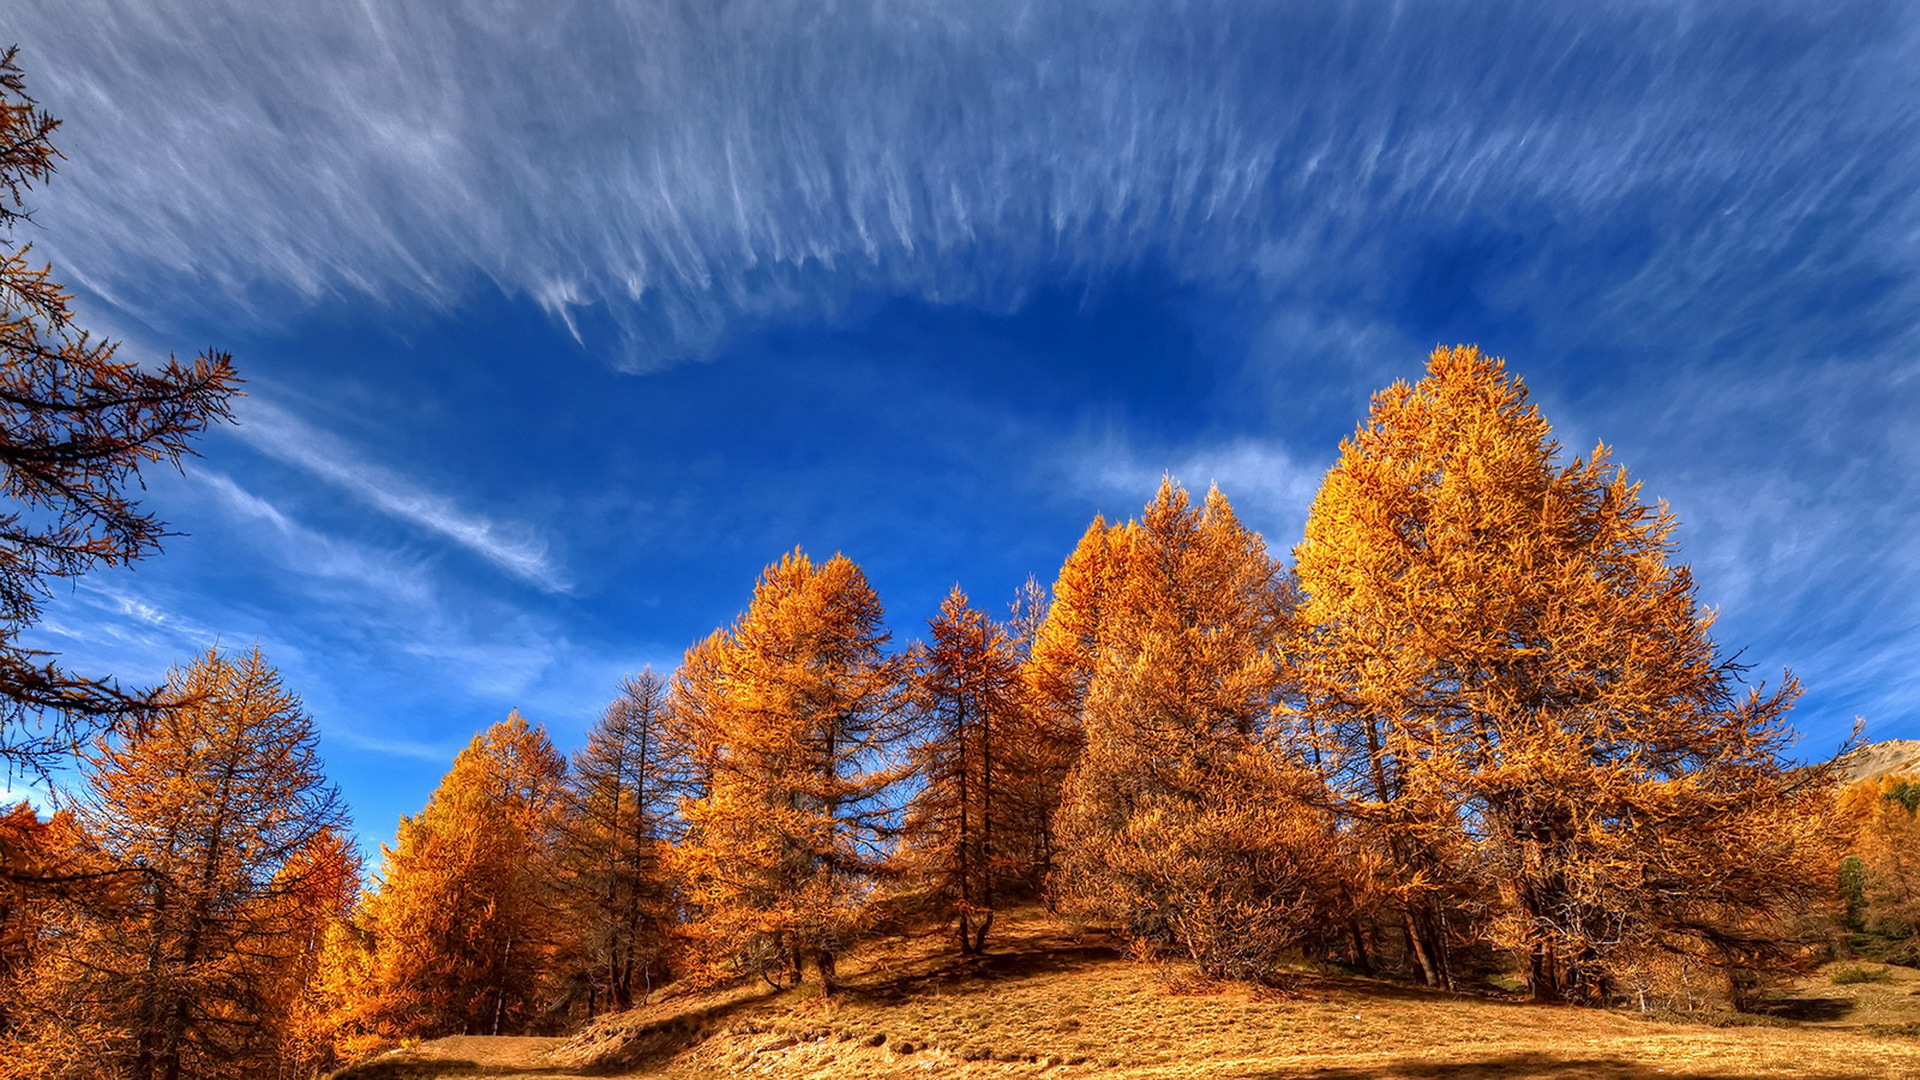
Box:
228 399 567 592
1068 436 1327 553
8 0 1918 751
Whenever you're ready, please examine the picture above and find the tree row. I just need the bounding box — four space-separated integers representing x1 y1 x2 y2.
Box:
0 347 1874 1080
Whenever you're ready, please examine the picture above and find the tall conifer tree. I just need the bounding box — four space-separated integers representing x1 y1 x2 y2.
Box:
557 670 685 1014
668 550 905 991
901 586 1025 955
1054 481 1333 978
352 712 566 1038
0 647 347 1080
1015 517 1118 892
1291 345 1832 1004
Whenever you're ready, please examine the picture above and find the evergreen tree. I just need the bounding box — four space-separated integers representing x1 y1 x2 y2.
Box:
1054 481 1335 979
352 713 566 1040
1837 774 1920 963
556 670 685 1014
1014 517 1119 893
257 830 361 1079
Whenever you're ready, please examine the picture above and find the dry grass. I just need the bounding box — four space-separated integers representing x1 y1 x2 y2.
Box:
332 910 1920 1079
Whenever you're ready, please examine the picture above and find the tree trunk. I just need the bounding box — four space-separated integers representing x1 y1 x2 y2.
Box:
1529 942 1561 1003
1403 910 1438 987
1346 914 1373 976
814 947 838 996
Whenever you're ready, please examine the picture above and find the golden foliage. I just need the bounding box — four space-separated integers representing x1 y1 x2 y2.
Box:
1052 479 1344 979
1013 517 1121 891
1838 774 1920 962
898 586 1028 954
345 712 567 1044
0 647 348 1080
553 669 687 1015
667 550 907 991
1289 345 1835 1004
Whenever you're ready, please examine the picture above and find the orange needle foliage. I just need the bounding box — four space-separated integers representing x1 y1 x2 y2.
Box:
1289 345 1837 1005
898 586 1027 955
328 713 567 1046
554 669 687 1015
0 647 350 1080
667 550 907 993
1837 775 1920 963
1015 516 1121 892
1053 480 1351 981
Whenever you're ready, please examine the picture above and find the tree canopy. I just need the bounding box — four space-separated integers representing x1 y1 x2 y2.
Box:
0 46 240 774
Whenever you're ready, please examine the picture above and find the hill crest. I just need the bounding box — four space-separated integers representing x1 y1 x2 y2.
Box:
1839 739 1920 783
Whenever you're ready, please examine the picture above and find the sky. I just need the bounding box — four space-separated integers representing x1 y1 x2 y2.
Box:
7 0 1918 850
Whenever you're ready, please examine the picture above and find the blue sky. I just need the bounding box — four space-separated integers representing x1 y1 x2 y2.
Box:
9 1 1918 848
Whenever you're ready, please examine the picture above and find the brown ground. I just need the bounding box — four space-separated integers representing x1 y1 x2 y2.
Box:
331 912 1920 1079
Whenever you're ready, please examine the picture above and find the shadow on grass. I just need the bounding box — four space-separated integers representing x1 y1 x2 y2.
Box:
850 941 1123 1004
1258 1051 1875 1079
558 986 797 1076
1755 995 1855 1022
333 1060 537 1079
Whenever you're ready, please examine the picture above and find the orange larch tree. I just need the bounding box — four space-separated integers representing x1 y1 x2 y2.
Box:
1054 480 1336 980
1837 775 1920 963
667 550 906 992
0 800 122 1075
1290 345 1834 1005
556 669 686 1015
0 647 347 1080
900 585 1026 955
256 829 362 1079
351 712 567 1042
1013 517 1120 894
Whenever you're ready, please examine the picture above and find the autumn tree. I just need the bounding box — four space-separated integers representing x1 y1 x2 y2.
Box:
1837 774 1920 963
0 800 117 1048
1054 480 1340 980
899 586 1026 954
0 647 347 1080
1290 345 1834 1005
1012 517 1119 893
346 712 567 1043
0 47 239 774
668 550 905 992
0 801 62 987
555 670 685 1015
258 830 362 1079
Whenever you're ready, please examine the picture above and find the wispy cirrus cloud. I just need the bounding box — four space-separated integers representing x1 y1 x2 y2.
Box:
228 399 567 592
1067 436 1327 553
8 1 1916 373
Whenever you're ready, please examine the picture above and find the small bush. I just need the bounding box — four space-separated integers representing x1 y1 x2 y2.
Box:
1831 964 1895 985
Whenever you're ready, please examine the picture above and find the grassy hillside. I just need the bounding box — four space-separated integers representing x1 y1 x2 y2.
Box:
334 908 1920 1079
1841 740 1920 783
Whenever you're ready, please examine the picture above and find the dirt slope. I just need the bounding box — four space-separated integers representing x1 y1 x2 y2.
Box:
332 911 1920 1080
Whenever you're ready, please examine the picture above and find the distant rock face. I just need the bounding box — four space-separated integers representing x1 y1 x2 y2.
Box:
1839 740 1920 783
